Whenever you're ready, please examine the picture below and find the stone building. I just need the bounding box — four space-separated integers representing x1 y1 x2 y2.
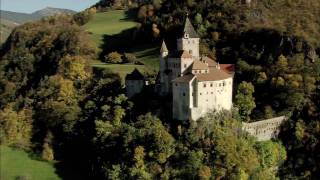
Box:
156 17 234 120
242 116 286 141
125 68 145 98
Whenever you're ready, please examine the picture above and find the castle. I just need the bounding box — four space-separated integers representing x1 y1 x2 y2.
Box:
125 17 285 140
127 17 234 121
157 18 234 120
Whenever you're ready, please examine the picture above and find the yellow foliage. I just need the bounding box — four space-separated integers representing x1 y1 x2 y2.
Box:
198 165 211 180
0 105 32 147
58 55 91 81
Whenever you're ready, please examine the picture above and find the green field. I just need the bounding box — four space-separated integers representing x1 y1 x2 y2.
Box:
91 61 146 81
84 10 159 80
0 146 60 180
83 10 137 47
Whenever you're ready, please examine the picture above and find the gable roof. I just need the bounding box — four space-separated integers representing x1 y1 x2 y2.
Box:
160 40 168 53
172 74 195 83
191 60 209 70
180 17 199 38
125 68 145 80
195 68 232 82
201 56 217 67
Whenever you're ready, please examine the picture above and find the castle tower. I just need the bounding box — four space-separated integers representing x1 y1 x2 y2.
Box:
177 17 200 58
159 40 170 95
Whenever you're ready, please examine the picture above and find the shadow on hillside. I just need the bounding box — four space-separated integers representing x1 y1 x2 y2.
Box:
98 24 159 60
99 27 137 59
121 8 137 21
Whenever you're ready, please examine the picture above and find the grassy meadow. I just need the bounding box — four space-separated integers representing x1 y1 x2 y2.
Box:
83 10 137 48
0 146 60 180
83 10 159 81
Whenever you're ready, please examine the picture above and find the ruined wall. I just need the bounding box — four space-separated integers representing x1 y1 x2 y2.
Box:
242 116 286 141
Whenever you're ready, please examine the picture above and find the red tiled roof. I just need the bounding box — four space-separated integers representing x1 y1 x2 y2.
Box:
220 64 235 74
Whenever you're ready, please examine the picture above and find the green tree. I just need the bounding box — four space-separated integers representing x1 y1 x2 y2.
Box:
235 81 256 121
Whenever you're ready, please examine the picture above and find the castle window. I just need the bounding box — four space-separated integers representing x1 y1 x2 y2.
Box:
195 70 198 73
223 81 226 86
203 83 206 88
175 83 178 86
200 93 202 95
184 64 187 68
210 83 213 87
183 93 186 96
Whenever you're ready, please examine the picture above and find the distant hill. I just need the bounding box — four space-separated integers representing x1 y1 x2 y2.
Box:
32 7 76 17
0 10 39 24
0 7 76 44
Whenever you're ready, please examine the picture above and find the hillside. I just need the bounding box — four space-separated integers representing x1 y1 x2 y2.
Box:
84 10 159 80
32 7 76 17
0 1 320 179
0 19 18 44
0 146 60 180
0 7 76 44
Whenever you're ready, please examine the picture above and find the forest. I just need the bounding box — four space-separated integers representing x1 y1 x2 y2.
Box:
0 0 320 179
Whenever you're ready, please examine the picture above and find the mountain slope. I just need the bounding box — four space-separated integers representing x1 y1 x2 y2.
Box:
0 7 76 44
0 10 39 24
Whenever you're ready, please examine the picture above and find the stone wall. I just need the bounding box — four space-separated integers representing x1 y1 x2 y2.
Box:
242 116 286 141
125 80 145 98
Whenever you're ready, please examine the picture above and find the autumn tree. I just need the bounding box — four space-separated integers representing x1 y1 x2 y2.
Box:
41 131 54 161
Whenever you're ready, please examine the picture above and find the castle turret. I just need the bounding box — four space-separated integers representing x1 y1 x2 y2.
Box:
160 40 169 57
159 40 168 76
177 17 200 58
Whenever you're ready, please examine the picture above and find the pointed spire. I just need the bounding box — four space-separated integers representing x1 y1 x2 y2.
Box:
181 17 199 38
160 40 168 53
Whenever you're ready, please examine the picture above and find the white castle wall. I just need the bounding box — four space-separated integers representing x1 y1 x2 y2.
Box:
173 77 233 121
242 116 286 141
177 38 200 58
189 78 233 120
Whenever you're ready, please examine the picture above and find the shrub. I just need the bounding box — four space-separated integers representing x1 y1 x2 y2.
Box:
73 7 96 25
124 53 136 63
105 52 123 63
